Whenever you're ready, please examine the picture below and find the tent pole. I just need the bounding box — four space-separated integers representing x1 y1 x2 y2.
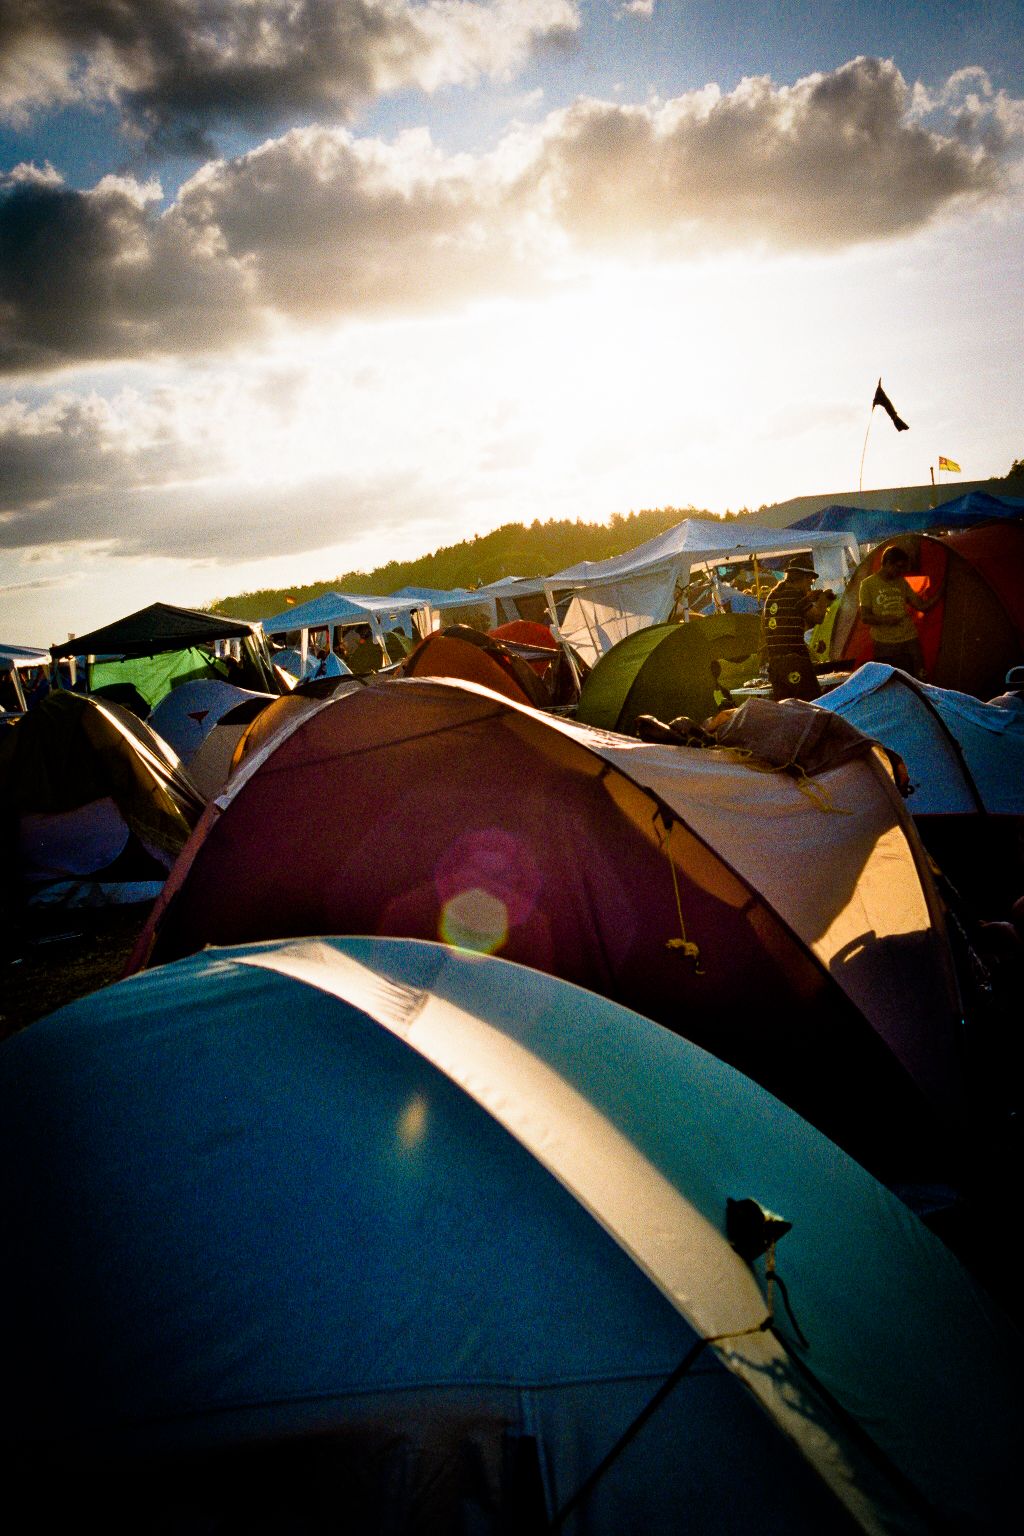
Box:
550 1336 710 1530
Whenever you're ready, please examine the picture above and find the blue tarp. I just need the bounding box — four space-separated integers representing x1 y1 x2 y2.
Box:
789 492 1024 542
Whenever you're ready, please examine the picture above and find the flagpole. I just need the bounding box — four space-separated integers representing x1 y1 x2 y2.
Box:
858 408 874 493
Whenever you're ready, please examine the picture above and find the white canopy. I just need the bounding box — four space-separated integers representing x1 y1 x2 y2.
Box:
545 518 859 666
475 575 552 625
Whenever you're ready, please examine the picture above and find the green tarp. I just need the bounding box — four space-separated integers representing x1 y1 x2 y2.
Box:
90 648 228 709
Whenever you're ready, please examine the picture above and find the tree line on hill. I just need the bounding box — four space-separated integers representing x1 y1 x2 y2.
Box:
209 459 1023 622
209 504 750 620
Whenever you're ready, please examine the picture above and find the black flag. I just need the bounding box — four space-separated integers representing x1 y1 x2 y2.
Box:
872 379 908 432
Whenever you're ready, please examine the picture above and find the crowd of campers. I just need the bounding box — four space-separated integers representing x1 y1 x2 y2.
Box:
2 493 1023 1531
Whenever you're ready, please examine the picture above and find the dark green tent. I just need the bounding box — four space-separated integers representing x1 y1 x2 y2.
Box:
576 614 762 733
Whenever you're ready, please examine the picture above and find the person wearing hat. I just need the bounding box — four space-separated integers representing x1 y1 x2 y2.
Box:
761 557 827 701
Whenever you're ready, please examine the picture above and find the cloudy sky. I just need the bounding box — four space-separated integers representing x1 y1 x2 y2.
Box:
2 2 1022 643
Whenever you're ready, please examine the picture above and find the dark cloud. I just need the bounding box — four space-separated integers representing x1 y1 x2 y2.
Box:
0 392 221 507
0 58 1016 375
0 167 258 371
0 0 579 150
1 471 442 562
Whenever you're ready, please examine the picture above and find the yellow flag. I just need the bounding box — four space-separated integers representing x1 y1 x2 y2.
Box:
938 456 961 473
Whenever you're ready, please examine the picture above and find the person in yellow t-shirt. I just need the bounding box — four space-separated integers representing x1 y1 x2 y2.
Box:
858 545 941 679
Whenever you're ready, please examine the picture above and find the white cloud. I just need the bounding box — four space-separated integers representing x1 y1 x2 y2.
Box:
533 57 1006 250
0 58 1019 376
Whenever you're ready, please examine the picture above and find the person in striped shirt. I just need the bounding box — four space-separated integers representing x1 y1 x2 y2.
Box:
761 558 825 702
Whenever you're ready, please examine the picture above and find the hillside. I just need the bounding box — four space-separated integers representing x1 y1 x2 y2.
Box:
209 461 1022 620
209 505 731 619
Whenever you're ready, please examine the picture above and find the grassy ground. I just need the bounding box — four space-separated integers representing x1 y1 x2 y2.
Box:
0 903 152 1041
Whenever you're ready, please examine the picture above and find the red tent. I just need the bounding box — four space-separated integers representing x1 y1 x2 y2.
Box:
401 625 549 705
487 620 559 677
832 522 1024 697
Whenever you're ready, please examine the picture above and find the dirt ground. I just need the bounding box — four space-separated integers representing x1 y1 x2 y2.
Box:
0 902 152 1042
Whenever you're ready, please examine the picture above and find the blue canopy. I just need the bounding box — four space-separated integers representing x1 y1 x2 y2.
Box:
0 937 1015 1532
0 641 50 668
789 492 1024 541
259 591 373 633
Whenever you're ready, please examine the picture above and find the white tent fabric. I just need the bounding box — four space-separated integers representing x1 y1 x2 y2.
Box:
545 518 859 666
818 663 1024 815
553 711 962 1124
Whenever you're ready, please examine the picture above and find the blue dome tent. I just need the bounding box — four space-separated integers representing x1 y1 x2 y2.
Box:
0 938 1015 1532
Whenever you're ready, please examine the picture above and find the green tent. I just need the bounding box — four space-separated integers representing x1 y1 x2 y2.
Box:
576 613 762 733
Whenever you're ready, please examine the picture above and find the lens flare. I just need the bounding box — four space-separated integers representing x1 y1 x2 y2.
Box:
439 886 510 954
396 1093 428 1150
433 827 543 957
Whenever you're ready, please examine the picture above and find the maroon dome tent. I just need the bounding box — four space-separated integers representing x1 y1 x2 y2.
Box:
132 679 962 1182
